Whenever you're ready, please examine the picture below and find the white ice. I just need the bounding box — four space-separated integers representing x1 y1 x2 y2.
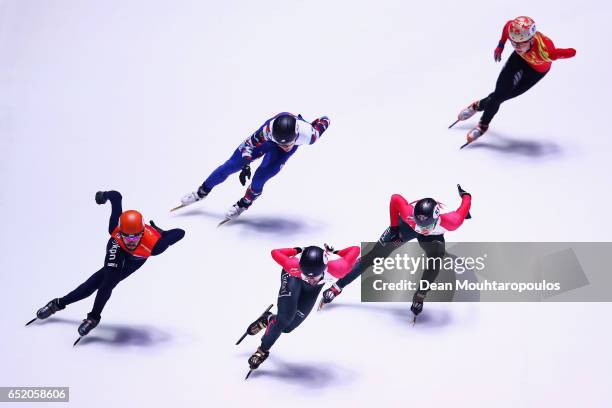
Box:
1 0 611 407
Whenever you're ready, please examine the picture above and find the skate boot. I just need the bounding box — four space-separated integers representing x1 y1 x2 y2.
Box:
458 100 480 121
78 317 100 336
410 292 426 324
467 122 489 143
319 283 342 310
180 186 209 205
224 198 250 221
247 311 273 336
36 298 64 320
378 226 401 247
248 347 270 370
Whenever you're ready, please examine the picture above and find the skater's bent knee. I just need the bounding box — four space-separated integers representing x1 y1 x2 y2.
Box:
281 327 296 334
274 316 293 329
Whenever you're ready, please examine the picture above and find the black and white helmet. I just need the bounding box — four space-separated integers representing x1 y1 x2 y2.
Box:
271 114 297 145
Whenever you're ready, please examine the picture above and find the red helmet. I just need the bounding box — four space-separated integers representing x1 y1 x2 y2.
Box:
119 210 144 235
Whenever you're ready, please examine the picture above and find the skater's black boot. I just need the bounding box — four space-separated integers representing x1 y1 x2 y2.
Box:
78 317 100 336
36 298 64 320
247 311 273 336
410 292 426 323
248 347 270 370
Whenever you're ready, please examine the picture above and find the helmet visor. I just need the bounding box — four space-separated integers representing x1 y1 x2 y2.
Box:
303 273 324 285
414 214 435 228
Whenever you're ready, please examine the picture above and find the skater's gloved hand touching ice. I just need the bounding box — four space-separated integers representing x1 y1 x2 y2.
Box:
494 42 504 62
239 164 252 186
321 283 342 305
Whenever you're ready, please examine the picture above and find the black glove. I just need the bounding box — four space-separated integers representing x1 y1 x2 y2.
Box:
457 184 470 197
95 191 107 205
293 247 303 254
324 243 339 254
149 220 166 235
239 164 252 186
457 184 472 219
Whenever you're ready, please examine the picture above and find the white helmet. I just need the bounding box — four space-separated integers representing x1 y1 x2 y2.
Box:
509 16 537 43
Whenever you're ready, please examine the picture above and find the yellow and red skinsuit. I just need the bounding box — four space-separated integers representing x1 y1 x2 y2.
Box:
110 225 161 259
500 20 576 73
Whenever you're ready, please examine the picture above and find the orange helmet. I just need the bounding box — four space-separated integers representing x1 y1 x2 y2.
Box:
118 210 145 235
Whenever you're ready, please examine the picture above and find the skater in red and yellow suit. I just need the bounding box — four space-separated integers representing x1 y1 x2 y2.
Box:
456 16 576 143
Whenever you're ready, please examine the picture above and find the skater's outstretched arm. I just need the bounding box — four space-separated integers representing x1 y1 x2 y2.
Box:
327 246 361 279
543 37 576 60
309 116 331 143
271 248 301 277
439 194 472 231
95 190 123 234
149 221 185 256
292 116 331 146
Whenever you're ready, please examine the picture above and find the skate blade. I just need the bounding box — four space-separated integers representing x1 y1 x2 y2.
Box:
411 316 417 326
236 304 274 345
245 369 254 380
170 203 191 212
235 332 248 345
73 336 83 347
460 140 473 149
317 299 325 311
448 119 460 129
217 218 231 227
25 317 38 326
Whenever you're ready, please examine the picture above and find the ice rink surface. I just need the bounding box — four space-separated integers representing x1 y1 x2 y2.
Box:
1 0 611 406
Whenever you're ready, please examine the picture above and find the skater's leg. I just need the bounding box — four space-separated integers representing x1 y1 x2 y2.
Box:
201 149 249 192
478 52 524 125
87 260 144 320
506 68 547 99
415 235 446 295
59 267 106 307
60 238 125 307
283 283 323 333
245 147 296 204
339 220 418 291
335 259 363 289
260 272 301 351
